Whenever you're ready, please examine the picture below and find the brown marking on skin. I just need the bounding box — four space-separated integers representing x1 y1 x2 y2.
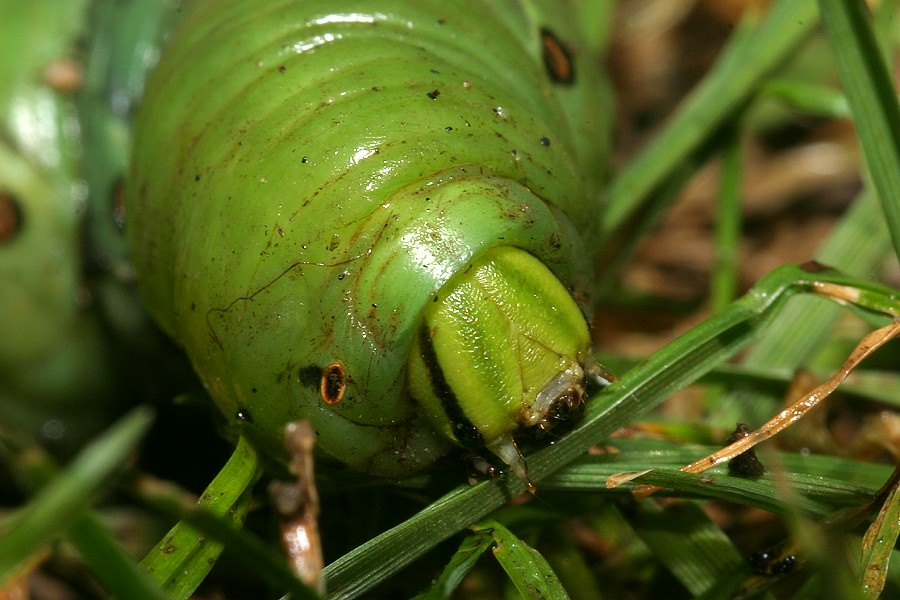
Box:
540 28 574 85
320 362 347 405
0 193 23 242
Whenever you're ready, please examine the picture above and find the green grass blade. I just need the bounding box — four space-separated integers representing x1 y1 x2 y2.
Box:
0 406 154 585
0 420 168 599
630 501 745 596
873 0 899 66
752 190 892 356
729 188 892 425
596 151 703 293
819 0 900 259
473 519 569 600
860 469 900 598
597 357 900 410
68 512 171 600
761 79 850 118
149 499 320 600
547 437 892 490
543 458 883 516
323 481 513 600
603 0 818 238
136 435 317 599
536 533 604 600
711 130 742 311
140 434 266 600
411 531 494 600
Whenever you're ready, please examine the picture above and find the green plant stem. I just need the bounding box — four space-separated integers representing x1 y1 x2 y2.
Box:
819 0 900 260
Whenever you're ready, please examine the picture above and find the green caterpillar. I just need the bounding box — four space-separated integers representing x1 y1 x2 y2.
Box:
127 0 612 481
0 1 132 450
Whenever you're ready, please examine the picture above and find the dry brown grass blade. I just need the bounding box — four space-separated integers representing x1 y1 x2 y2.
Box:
608 319 900 495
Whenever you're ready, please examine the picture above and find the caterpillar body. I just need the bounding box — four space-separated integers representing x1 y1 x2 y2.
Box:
127 0 611 480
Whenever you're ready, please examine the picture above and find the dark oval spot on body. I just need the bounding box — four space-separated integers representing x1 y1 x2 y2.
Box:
539 136 551 147
236 408 253 422
540 28 574 85
278 64 287 73
0 192 24 242
427 89 440 100
299 364 322 388
301 156 309 163
321 362 347 405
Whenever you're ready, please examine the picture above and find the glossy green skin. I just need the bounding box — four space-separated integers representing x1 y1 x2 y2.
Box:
0 92 118 444
127 0 609 477
0 17 118 449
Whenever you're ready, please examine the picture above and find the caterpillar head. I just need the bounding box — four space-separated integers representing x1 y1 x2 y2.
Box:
408 246 603 486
